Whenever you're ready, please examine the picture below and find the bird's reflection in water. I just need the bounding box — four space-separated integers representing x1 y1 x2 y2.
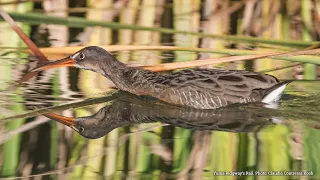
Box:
47 92 282 139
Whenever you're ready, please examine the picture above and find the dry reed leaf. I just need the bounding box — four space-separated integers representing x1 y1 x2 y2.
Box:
0 8 49 83
26 45 320 72
143 48 320 71
0 8 48 62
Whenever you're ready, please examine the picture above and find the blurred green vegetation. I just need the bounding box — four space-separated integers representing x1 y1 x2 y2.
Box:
0 0 319 179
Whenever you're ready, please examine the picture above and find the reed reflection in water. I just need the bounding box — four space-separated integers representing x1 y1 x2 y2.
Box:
1 0 320 177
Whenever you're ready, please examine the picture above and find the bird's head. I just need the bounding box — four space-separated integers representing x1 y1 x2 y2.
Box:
44 112 113 139
32 46 117 74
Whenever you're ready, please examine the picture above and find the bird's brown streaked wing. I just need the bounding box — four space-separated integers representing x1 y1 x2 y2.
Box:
155 69 279 109
157 85 229 109
191 68 279 88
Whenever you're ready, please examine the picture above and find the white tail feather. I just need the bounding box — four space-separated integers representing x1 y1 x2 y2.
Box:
261 81 291 104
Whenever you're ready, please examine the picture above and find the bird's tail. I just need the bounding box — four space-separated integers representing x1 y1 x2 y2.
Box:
261 80 292 104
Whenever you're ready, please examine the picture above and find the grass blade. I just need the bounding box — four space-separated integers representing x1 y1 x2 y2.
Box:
4 12 319 48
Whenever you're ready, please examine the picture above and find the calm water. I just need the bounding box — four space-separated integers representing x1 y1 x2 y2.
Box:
0 49 319 179
1 0 320 178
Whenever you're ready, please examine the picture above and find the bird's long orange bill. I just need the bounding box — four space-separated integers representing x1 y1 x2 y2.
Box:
31 57 74 72
44 112 74 126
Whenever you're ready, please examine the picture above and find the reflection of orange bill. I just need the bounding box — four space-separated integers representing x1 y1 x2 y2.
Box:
31 57 74 72
44 112 74 126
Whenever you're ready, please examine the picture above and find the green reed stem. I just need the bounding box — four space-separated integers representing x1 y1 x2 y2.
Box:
3 12 318 48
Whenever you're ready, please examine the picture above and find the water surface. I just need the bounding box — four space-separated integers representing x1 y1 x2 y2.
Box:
0 49 319 179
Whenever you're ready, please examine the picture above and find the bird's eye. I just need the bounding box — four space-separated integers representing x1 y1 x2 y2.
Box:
79 126 85 132
79 53 85 60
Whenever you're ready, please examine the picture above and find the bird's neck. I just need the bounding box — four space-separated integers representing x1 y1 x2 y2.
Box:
98 57 142 92
98 56 127 79
99 60 164 95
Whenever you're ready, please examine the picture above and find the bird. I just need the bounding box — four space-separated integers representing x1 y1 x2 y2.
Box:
31 46 292 109
45 91 279 139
